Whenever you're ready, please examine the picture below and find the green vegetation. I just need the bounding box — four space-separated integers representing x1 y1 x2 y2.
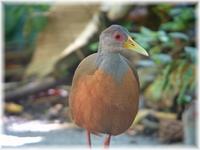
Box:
5 4 50 50
133 5 196 105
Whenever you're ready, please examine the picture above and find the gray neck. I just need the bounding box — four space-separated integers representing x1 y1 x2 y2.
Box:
96 52 129 83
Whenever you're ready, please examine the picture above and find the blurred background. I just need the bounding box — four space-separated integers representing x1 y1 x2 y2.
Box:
2 2 197 148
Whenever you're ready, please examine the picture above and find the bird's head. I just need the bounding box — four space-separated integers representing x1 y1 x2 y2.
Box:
99 25 149 56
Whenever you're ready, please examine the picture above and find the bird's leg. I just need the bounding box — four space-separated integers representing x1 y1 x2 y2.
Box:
86 130 91 148
103 134 111 148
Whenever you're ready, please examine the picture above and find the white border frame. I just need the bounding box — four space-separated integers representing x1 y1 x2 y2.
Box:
0 0 199 150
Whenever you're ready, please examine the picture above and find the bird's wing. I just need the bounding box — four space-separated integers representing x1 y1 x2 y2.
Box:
69 53 99 134
71 53 98 86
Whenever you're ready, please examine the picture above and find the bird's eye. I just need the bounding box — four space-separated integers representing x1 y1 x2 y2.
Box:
115 34 121 40
114 33 123 42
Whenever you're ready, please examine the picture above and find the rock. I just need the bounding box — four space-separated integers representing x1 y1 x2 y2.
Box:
158 119 183 143
141 113 159 135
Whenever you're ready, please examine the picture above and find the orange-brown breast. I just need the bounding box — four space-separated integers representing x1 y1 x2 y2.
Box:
69 67 139 135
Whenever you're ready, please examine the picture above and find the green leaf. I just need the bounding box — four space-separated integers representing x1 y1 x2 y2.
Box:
140 27 157 38
152 53 172 64
158 30 169 42
32 15 48 32
89 42 98 52
148 76 163 101
5 4 50 48
161 64 172 90
149 45 162 54
184 46 197 63
169 32 189 41
177 66 193 104
169 8 182 16
23 15 33 37
122 21 132 31
161 21 186 31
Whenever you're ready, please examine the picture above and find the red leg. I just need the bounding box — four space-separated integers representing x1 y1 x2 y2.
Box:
104 134 111 148
86 130 91 148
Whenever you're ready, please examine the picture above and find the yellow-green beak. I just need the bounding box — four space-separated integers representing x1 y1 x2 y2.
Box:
123 36 149 56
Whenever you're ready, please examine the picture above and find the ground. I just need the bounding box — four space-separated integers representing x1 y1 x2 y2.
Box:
2 116 162 148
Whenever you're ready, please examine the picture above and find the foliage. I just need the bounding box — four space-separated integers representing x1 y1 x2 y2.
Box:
5 4 50 50
133 4 196 105
160 7 195 31
89 41 99 52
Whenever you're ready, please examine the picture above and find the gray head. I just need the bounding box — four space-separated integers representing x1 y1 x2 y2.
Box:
98 25 148 56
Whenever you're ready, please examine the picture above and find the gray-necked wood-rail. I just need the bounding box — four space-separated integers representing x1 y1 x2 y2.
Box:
69 25 148 148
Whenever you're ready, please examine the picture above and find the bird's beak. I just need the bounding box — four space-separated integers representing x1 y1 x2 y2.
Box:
123 36 149 56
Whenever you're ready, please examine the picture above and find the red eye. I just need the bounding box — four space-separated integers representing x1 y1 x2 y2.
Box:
114 33 123 41
115 34 121 40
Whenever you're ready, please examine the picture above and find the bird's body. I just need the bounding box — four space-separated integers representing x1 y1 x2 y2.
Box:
69 25 148 147
70 53 139 135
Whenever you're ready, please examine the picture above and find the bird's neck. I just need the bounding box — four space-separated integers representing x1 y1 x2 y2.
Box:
96 51 120 66
96 52 129 83
98 41 123 53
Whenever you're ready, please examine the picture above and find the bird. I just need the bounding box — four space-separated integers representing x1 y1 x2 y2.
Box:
69 24 148 148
